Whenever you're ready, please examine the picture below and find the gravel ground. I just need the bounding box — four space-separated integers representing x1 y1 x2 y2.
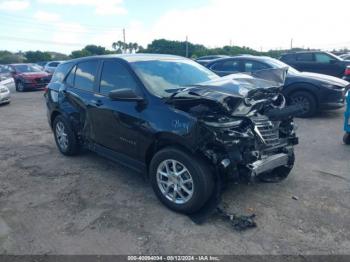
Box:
0 86 349 255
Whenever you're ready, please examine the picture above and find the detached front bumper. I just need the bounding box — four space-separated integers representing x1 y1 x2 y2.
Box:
248 153 289 176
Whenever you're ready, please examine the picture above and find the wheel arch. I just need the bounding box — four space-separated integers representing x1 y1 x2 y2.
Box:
283 83 320 107
144 132 200 171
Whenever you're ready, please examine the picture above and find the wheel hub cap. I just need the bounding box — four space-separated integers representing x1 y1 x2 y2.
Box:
156 159 194 204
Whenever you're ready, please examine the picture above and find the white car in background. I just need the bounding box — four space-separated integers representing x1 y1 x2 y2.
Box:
44 61 62 74
0 84 10 105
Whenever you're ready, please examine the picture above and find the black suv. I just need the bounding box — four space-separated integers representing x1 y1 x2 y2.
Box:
45 54 299 214
280 51 350 81
206 56 349 117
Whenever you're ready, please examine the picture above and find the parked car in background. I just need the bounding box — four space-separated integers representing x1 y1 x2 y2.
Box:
280 51 350 82
339 54 350 61
44 61 62 74
206 55 349 117
0 84 10 105
45 54 299 214
0 64 12 81
195 55 230 66
7 64 52 92
36 61 48 68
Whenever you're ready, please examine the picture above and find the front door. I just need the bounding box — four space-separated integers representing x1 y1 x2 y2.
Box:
89 59 143 160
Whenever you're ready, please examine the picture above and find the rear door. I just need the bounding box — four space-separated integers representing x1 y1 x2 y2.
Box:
89 59 143 160
63 59 100 141
294 53 315 72
209 59 243 76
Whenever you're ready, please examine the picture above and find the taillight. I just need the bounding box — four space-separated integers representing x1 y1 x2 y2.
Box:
345 67 350 76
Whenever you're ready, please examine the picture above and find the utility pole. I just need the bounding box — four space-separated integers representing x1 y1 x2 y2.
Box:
290 38 293 50
123 28 126 54
185 36 189 58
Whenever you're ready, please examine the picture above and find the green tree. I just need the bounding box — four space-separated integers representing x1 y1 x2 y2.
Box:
0 51 25 63
70 49 92 59
25 51 51 63
84 45 107 55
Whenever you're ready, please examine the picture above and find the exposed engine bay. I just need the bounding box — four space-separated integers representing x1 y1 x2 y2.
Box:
167 69 301 183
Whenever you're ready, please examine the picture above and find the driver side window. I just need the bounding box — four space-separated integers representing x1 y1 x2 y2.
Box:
99 60 139 96
315 53 335 63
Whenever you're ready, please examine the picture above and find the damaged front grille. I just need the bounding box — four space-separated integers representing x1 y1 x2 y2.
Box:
252 116 280 147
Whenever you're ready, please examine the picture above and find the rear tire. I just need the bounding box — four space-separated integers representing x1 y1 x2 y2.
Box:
343 132 350 145
53 115 79 156
289 91 317 118
149 147 214 214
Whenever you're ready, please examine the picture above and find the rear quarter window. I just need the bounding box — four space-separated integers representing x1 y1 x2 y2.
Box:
280 54 296 62
51 62 74 83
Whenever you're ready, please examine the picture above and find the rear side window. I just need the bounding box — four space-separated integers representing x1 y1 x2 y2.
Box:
74 61 99 92
296 53 314 62
211 60 241 72
49 62 60 67
243 61 270 72
51 62 73 83
99 60 139 95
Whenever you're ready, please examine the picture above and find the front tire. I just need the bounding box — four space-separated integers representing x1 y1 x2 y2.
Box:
289 91 317 118
53 115 79 156
149 147 214 214
343 132 350 145
16 81 25 92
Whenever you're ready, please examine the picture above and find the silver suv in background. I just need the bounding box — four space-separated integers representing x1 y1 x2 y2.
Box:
44 61 63 74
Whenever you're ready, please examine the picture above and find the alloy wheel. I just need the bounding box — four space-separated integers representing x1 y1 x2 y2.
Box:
55 121 68 151
156 159 194 204
291 95 310 114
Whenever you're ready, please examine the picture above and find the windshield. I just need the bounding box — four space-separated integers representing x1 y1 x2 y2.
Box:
265 58 299 74
131 59 219 97
14 64 42 73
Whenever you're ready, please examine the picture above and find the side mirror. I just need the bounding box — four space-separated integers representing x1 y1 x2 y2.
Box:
108 88 144 102
329 59 337 64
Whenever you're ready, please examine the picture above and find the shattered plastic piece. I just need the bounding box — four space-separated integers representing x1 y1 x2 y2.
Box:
216 207 257 231
292 196 299 200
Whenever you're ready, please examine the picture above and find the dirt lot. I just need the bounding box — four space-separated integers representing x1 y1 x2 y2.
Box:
0 86 349 255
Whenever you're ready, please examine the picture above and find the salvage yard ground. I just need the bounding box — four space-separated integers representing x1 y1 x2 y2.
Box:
0 85 349 255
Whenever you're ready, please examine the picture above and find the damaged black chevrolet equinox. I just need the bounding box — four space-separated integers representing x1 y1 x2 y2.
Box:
45 54 299 214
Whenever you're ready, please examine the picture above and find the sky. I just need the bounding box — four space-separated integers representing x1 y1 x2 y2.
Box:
0 0 349 54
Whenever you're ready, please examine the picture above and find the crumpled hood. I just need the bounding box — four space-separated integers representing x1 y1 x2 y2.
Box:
300 72 349 87
180 73 281 101
169 73 283 115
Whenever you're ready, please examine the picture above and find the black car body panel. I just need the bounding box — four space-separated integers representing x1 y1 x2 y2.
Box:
206 56 348 111
45 54 299 186
280 51 350 81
